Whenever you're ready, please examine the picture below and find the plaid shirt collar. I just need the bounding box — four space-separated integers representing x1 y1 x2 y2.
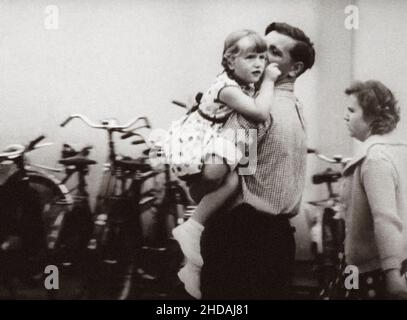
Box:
275 77 295 92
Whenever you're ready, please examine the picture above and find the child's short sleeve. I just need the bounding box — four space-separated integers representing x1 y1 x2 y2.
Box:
199 73 240 118
210 73 240 101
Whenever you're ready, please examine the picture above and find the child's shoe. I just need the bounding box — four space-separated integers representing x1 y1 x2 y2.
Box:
178 261 202 299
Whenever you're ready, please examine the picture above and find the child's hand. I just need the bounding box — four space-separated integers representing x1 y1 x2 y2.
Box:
264 63 281 82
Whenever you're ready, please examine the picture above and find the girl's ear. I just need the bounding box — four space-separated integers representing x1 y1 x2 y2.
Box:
227 56 235 71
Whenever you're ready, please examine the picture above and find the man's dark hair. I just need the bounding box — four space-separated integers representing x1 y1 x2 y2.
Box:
265 22 315 76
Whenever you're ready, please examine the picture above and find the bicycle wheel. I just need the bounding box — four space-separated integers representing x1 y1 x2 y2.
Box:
85 171 139 299
27 171 92 266
94 170 142 260
0 172 52 283
25 172 88 299
27 171 72 213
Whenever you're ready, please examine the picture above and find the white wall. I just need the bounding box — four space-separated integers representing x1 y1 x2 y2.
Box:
353 0 407 138
292 0 354 259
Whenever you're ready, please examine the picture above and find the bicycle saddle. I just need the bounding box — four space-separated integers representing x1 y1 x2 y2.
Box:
312 168 341 185
115 157 151 172
59 155 97 166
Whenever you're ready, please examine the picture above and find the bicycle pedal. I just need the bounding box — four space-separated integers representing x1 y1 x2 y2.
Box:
136 268 156 280
1 236 22 251
48 241 56 250
141 273 157 281
87 239 97 250
62 262 73 267
104 259 118 264
95 214 108 224
139 196 155 205
1 241 10 251
141 246 166 252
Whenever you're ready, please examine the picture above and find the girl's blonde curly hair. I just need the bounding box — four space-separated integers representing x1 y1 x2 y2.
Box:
221 29 267 80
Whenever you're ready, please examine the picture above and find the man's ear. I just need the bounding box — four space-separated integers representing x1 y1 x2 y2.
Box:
288 61 304 78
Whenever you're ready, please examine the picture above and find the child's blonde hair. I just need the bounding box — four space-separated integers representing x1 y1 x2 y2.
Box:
221 29 267 78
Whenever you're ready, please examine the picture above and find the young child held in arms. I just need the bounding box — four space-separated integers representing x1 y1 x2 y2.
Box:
164 29 280 298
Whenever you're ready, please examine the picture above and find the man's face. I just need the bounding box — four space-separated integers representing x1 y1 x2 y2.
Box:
264 31 297 80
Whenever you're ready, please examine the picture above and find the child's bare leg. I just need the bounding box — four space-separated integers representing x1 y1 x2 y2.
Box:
172 170 239 266
189 154 229 203
190 170 239 225
173 171 239 298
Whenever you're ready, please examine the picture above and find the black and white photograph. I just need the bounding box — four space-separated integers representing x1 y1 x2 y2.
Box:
1 0 407 303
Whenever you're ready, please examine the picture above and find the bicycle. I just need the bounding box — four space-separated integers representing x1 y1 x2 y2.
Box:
60 114 160 299
0 135 73 298
118 118 190 299
305 148 350 293
42 144 97 266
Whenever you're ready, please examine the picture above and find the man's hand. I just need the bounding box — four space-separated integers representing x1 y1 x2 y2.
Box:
264 63 281 82
385 269 407 299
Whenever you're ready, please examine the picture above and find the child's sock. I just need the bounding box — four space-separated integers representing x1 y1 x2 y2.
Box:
178 261 202 299
172 218 204 267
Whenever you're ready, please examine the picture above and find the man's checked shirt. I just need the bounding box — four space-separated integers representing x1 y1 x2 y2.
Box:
224 78 307 216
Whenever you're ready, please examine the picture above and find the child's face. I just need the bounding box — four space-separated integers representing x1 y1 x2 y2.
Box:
229 37 266 84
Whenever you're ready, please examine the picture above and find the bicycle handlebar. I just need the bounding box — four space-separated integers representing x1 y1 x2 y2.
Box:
60 114 103 128
143 117 151 130
131 139 146 145
122 132 148 144
122 131 154 149
172 93 203 110
0 135 48 159
27 135 46 151
121 131 135 140
307 148 350 165
60 114 150 131
121 121 151 142
171 100 187 109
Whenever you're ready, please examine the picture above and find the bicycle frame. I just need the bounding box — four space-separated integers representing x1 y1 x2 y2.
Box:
306 148 348 292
